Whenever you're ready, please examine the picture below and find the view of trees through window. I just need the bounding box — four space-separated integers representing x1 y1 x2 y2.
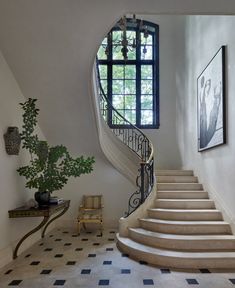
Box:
97 18 159 129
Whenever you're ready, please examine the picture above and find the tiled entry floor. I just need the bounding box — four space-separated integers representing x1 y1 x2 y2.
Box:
1 228 235 287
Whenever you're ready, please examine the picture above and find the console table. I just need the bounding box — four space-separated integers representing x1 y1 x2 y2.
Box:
8 200 70 259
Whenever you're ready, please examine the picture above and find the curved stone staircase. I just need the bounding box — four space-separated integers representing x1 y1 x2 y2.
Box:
117 169 235 269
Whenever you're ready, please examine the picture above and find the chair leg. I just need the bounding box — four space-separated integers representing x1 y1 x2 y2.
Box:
100 220 103 236
82 223 86 231
77 220 80 235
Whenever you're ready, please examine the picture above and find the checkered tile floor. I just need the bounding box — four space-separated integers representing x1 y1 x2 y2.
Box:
1 228 235 287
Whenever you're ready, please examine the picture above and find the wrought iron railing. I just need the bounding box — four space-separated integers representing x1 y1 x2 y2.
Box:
96 60 155 216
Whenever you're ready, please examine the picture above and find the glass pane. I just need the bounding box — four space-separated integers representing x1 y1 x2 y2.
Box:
100 79 107 94
99 65 107 79
113 110 125 125
102 37 108 45
141 95 153 109
112 79 124 94
141 110 153 125
112 45 123 60
97 45 107 60
141 45 152 60
112 31 122 42
125 95 136 109
125 65 136 79
113 65 124 79
125 110 136 124
141 33 153 45
113 95 124 109
127 48 136 60
141 80 152 94
125 80 136 94
141 65 152 79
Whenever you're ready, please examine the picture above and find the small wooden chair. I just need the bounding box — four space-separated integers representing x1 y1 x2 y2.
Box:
77 195 103 235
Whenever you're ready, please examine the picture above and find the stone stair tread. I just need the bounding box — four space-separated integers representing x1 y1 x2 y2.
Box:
140 218 229 225
156 170 194 176
158 190 207 192
129 228 235 240
117 234 235 259
156 199 213 201
148 208 219 213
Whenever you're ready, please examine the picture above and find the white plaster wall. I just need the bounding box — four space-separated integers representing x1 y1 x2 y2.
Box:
0 51 50 268
176 16 235 230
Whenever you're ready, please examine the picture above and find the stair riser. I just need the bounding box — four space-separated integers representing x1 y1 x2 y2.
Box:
158 191 208 199
139 220 232 235
148 210 223 221
129 230 235 251
157 176 198 183
155 200 215 209
117 240 235 269
156 170 194 176
157 183 203 191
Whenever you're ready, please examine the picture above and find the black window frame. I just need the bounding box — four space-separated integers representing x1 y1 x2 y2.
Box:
98 19 159 129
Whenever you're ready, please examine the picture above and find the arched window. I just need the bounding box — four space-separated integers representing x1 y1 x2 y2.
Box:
97 17 159 129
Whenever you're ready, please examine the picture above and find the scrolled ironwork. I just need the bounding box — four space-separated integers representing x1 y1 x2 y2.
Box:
96 59 155 216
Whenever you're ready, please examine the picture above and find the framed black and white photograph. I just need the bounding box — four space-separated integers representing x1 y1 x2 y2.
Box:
197 46 226 152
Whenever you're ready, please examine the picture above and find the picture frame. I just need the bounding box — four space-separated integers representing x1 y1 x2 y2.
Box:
197 46 226 152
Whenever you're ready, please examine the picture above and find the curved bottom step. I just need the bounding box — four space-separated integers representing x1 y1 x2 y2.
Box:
117 234 235 269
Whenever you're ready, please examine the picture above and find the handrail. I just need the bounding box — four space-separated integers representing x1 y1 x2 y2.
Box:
96 59 155 216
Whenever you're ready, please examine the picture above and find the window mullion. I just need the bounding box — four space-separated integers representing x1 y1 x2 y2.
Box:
136 29 141 127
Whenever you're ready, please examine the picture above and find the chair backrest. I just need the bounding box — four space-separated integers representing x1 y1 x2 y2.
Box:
83 195 103 209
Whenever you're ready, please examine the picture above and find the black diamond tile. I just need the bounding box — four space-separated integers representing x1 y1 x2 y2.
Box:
8 280 22 286
186 279 199 285
53 280 66 286
44 248 53 252
93 243 100 246
39 243 43 246
40 269 52 274
103 261 112 265
139 260 148 265
143 279 154 285
160 268 171 274
122 253 129 257
121 269 131 274
54 254 63 258
86 231 92 234
49 235 54 237
96 234 102 238
5 269 13 275
98 279 109 286
88 254 96 257
72 234 78 237
81 269 91 274
82 238 88 241
30 261 40 265
25 254 31 258
106 248 113 251
229 279 235 285
199 269 211 273
109 231 115 234
108 238 115 241
75 248 83 251
64 243 72 246
55 239 62 241
63 231 69 234
66 261 76 265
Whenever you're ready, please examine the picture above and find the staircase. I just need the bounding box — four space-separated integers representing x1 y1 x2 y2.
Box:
117 170 235 269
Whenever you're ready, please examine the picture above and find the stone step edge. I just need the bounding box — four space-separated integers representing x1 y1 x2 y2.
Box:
139 218 230 225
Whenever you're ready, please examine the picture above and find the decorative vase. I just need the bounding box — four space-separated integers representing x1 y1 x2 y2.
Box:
4 127 21 155
34 191 50 206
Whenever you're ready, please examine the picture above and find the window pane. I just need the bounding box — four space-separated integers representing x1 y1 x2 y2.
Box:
113 45 123 60
97 45 107 60
113 65 124 79
141 65 152 79
99 65 107 79
141 33 153 45
112 31 122 42
125 95 136 109
113 110 125 125
125 110 136 124
125 80 136 94
141 95 153 109
127 48 136 60
141 45 152 60
112 79 124 94
100 79 107 94
141 80 152 94
113 95 124 109
141 110 153 125
125 65 136 79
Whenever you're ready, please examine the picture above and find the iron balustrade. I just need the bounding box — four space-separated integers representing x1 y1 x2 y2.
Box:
96 60 155 216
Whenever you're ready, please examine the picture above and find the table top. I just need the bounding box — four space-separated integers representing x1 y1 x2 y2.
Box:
8 200 70 218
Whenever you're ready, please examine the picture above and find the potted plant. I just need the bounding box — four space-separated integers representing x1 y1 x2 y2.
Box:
17 98 95 205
